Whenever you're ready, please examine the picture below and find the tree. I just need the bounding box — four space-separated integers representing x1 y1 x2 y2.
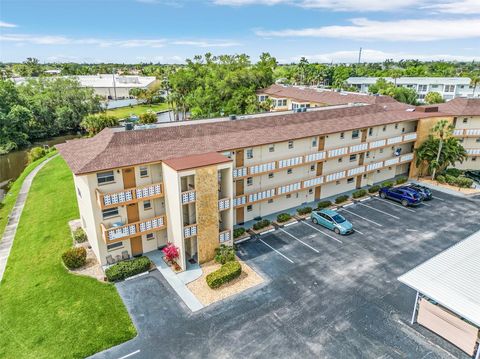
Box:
138 110 157 124
80 113 118 136
415 120 467 178
424 92 444 104
471 75 480 97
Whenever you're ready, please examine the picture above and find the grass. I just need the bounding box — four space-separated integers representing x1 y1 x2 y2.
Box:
0 157 136 359
105 102 170 119
0 150 57 241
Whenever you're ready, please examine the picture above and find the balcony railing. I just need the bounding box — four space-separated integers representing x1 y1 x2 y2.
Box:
466 148 480 156
232 132 417 179
233 152 415 207
181 190 196 204
96 182 163 209
184 224 197 238
453 129 480 137
218 198 231 211
219 230 231 243
101 215 166 243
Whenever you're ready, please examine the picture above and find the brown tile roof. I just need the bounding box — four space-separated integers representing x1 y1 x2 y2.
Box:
436 98 480 116
163 152 231 171
257 84 396 106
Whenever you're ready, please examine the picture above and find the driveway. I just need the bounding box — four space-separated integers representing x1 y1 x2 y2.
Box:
91 189 480 359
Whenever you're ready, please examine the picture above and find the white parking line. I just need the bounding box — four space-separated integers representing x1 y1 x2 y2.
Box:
374 197 416 213
433 196 445 202
353 228 365 235
357 203 400 219
279 228 320 253
420 201 432 207
258 238 295 264
341 208 383 227
118 350 141 359
301 221 343 243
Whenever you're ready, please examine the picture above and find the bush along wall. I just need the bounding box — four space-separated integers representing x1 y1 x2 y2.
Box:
276 213 292 223
105 256 152 282
335 195 349 204
253 219 271 231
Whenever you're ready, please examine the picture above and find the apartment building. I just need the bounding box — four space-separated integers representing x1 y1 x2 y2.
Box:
347 77 480 102
57 97 480 271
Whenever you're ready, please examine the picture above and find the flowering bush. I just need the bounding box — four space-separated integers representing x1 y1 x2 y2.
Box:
162 242 179 263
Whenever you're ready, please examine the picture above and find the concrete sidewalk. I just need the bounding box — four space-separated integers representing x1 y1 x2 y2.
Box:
0 155 57 283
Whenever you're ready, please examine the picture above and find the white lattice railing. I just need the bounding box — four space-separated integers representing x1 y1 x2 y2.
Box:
97 182 164 209
184 224 197 238
466 148 480 155
466 129 480 136
181 190 196 204
219 230 231 243
218 198 231 211
453 129 480 137
101 215 166 243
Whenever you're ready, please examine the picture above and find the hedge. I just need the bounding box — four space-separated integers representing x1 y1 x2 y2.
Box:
206 260 242 289
73 228 87 243
233 227 246 238
335 195 349 204
368 185 380 193
382 181 394 188
253 219 270 231
444 168 463 178
395 176 408 185
352 189 367 199
455 176 473 188
276 213 292 223
214 244 236 264
436 175 446 183
317 200 332 209
105 256 152 282
62 247 87 269
296 207 312 215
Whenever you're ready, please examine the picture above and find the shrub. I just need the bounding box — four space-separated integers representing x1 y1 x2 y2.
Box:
233 227 246 238
455 176 473 188
352 189 367 199
139 110 157 124
206 260 242 289
317 200 332 209
253 219 270 231
382 181 394 188
368 185 380 193
162 242 179 263
214 244 236 264
27 147 46 164
276 213 292 223
296 207 312 215
436 175 446 184
73 228 87 243
445 174 457 185
62 247 87 269
395 176 408 185
444 168 463 178
105 256 152 282
335 195 349 204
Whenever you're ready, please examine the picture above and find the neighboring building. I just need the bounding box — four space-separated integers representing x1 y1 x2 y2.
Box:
347 77 480 102
256 84 391 111
12 74 158 100
57 97 480 270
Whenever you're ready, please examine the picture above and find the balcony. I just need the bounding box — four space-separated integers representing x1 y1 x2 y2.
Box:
218 198 231 211
466 149 480 156
96 182 163 209
181 190 196 204
219 230 231 243
101 215 166 243
453 129 480 137
184 224 197 238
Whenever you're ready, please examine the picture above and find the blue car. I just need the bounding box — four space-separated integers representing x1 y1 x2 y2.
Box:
406 183 433 200
379 186 422 207
311 209 354 235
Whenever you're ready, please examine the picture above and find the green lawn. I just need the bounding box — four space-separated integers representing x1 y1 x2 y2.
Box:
0 151 57 241
105 103 170 119
0 156 136 359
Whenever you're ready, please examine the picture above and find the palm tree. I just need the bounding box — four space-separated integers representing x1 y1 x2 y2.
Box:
471 75 480 97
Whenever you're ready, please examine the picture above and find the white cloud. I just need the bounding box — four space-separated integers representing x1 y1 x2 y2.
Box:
424 0 480 14
0 21 17 28
171 40 240 47
256 18 480 41
292 49 480 63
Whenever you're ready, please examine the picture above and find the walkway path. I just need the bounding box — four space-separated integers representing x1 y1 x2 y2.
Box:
0 156 56 283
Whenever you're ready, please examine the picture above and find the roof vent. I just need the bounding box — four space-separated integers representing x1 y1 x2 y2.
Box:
229 114 237 120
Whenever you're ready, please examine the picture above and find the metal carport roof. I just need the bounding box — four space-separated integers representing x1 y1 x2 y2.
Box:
398 230 480 327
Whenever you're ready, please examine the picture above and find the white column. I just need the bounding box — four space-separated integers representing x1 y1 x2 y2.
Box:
411 291 420 325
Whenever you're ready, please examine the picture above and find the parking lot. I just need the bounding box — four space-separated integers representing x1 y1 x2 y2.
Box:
92 189 480 359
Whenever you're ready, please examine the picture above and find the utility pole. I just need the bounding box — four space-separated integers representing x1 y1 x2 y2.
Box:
358 47 362 64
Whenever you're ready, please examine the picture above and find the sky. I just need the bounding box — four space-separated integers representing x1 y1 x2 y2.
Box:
1 0 480 64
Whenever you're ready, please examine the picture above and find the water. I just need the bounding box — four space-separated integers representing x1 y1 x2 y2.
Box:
0 134 80 199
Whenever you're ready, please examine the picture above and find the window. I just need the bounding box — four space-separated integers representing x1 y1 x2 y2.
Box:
268 199 274 204
97 171 114 185
312 137 317 147
288 140 294 149
338 158 343 163
287 169 293 174
308 188 313 194
445 85 455 92
139 166 149 177
247 177 253 186
335 181 341 185
146 233 155 240
102 207 119 219
418 84 428 92
349 154 357 162
347 177 354 184
286 194 291 199
473 157 477 162
402 127 405 133
246 148 253 159
340 132 345 139
459 138 464 143
268 173 274 179
352 130 359 139
310 164 315 171
394 124 398 129
366 151 370 158
77 187 82 198
107 242 123 251
144 200 152 210
463 118 468 123
247 205 253 212
382 125 387 132
368 128 373 136
476 138 480 143
269 144 275 152
379 148 384 153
